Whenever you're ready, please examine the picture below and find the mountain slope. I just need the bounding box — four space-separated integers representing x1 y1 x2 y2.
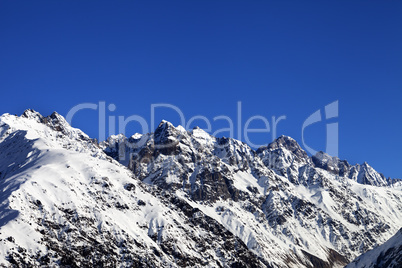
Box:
346 228 402 268
0 110 400 267
103 120 401 267
0 111 268 267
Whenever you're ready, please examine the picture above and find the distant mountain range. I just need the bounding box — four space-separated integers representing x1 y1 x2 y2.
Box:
0 109 400 267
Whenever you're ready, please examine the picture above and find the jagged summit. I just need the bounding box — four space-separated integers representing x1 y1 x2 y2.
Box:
257 135 308 160
1 110 102 158
312 151 350 176
155 120 187 133
21 109 67 129
21 109 64 123
270 135 305 152
350 161 389 187
21 108 44 123
154 120 185 146
256 135 311 173
275 134 296 142
48 111 63 120
157 119 174 128
6 113 398 186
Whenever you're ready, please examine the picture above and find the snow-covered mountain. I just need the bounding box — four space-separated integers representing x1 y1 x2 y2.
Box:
0 110 401 267
346 228 402 268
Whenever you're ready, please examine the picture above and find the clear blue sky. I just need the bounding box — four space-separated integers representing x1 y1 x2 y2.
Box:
1 1 401 178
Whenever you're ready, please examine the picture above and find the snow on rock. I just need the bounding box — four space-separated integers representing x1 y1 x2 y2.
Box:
106 122 401 267
346 228 402 268
0 112 267 267
0 113 401 268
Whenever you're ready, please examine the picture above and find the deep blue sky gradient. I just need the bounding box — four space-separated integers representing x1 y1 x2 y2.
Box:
1 1 401 178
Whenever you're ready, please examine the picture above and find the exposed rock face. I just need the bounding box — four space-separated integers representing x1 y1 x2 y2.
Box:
101 119 401 267
346 228 402 268
312 151 351 176
312 151 401 188
260 135 310 162
0 110 401 267
348 162 389 187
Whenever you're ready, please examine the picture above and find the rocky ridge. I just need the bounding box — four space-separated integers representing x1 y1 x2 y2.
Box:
0 110 400 267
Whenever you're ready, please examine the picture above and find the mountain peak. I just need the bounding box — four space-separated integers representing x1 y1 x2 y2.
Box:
1 109 401 267
157 120 174 128
268 135 300 148
45 111 71 132
277 134 296 141
362 161 370 167
21 109 44 123
255 135 311 172
349 161 388 187
49 111 62 119
312 151 351 175
154 120 182 145
21 108 38 116
264 135 308 160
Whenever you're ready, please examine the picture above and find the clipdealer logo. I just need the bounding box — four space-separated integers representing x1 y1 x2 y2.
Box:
66 100 339 158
